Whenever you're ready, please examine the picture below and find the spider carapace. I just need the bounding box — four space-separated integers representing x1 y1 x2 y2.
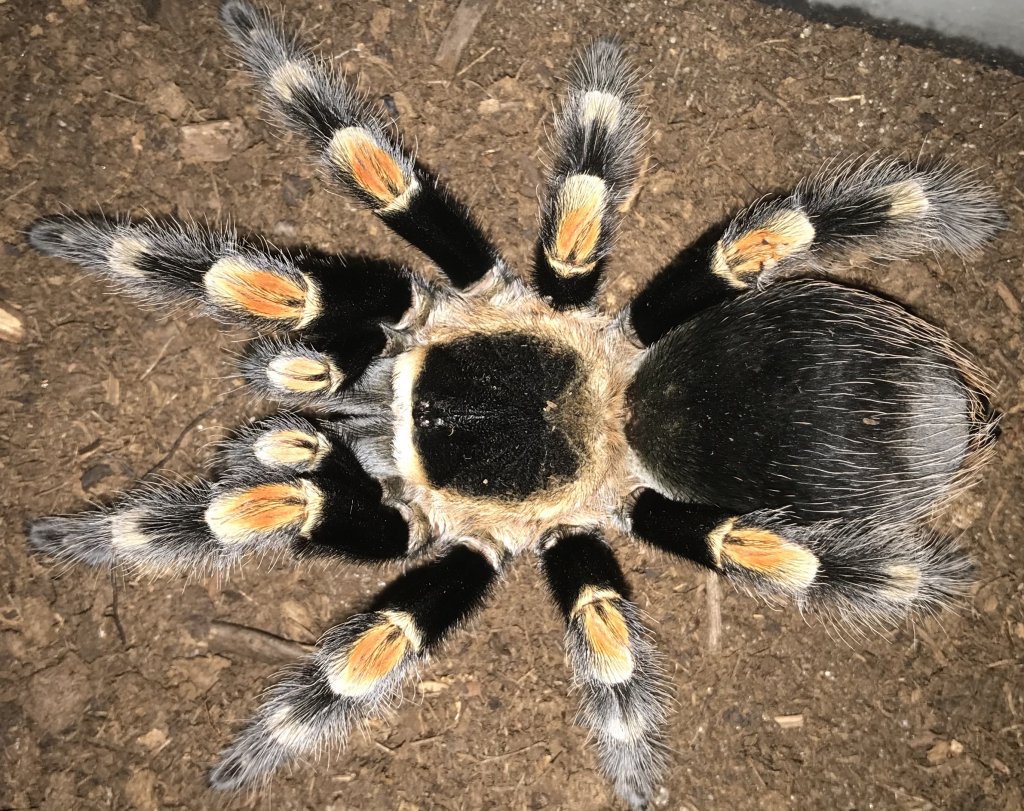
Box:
27 1 1003 808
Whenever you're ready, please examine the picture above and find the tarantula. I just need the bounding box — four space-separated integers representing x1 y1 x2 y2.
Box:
27 2 1003 808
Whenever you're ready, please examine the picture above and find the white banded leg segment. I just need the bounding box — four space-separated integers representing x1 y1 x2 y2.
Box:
210 544 502 790
715 157 1005 288
27 428 424 571
208 612 418 791
220 1 502 288
214 427 419 563
28 215 327 330
27 481 243 573
570 599 670 811
629 491 975 628
29 214 418 337
241 332 388 408
539 530 669 811
628 156 1004 346
536 38 646 307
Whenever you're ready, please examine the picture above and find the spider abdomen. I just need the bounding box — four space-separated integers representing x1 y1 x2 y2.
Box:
412 332 589 498
626 280 995 521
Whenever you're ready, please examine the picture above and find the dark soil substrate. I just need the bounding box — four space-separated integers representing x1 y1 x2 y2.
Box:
2 1 1021 809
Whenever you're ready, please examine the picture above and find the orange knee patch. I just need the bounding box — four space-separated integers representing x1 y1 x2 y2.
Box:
711 521 819 593
205 257 319 327
205 480 323 544
546 173 607 277
328 612 419 697
573 588 635 684
329 127 412 209
715 209 815 284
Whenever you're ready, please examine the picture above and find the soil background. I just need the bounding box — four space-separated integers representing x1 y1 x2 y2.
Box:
1 1 1022 810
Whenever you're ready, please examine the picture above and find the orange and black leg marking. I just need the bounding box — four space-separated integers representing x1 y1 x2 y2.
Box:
628 157 1005 345
28 216 411 333
27 216 412 397
209 542 502 790
220 1 502 289
628 489 974 626
534 39 646 308
539 529 669 811
28 416 422 572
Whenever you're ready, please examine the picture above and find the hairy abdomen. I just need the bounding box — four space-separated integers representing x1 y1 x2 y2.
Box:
625 281 996 521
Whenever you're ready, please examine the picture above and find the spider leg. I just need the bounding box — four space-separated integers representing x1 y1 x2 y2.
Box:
628 156 1006 345
538 528 669 811
219 0 503 289
208 541 503 789
533 38 646 309
627 489 974 627
28 215 412 398
27 415 426 572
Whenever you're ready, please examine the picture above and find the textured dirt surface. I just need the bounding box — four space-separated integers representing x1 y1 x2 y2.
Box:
2 1 1022 810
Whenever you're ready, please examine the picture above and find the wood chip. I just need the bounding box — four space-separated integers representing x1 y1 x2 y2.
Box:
477 98 501 115
148 82 190 120
418 679 449 694
179 119 248 163
0 301 25 343
774 713 804 729
994 279 1021 315
926 739 963 763
136 727 169 750
433 0 492 76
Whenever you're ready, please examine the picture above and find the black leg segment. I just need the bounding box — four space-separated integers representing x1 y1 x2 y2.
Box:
538 529 669 811
209 541 502 789
625 156 1004 344
533 39 646 309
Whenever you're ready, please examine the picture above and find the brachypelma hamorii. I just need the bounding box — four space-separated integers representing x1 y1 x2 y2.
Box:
26 2 1004 808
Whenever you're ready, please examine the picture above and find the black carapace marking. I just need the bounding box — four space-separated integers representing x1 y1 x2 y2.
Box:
413 332 585 499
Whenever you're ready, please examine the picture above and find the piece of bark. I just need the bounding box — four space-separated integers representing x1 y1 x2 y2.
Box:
207 620 314 664
433 0 492 76
0 302 25 343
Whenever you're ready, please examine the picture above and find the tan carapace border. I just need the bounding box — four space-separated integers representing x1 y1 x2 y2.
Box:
391 273 648 558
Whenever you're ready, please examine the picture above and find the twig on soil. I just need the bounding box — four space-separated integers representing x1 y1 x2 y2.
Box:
456 45 495 77
108 569 129 648
2 179 37 204
141 389 241 481
139 333 177 381
0 301 25 343
705 571 722 654
207 619 315 663
477 741 546 763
